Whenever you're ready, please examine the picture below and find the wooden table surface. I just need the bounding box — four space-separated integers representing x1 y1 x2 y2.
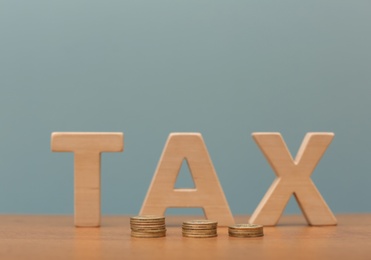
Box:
0 214 370 259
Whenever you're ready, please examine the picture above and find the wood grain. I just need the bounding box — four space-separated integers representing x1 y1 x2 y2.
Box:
51 132 124 227
0 214 370 260
140 133 234 226
250 132 337 226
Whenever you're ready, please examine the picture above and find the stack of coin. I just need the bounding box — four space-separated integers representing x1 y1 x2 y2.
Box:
182 220 218 238
228 224 264 238
130 215 166 238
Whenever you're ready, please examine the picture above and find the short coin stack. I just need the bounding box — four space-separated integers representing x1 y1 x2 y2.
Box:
130 215 166 238
228 224 264 238
182 220 218 238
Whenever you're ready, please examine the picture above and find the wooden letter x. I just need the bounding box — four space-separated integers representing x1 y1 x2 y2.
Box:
140 133 234 226
51 132 123 227
249 132 337 226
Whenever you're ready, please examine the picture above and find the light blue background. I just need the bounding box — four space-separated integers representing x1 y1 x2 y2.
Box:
1 1 370 215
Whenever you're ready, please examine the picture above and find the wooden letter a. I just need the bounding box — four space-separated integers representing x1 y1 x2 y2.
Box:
140 133 234 226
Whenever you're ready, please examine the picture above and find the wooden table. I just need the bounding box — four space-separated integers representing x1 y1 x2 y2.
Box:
1 214 370 259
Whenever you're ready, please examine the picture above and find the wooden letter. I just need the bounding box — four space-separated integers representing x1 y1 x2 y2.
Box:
51 132 123 227
140 133 234 226
249 132 337 226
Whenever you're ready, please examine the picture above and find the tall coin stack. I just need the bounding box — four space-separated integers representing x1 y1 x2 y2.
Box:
182 220 218 238
130 215 166 238
228 224 264 238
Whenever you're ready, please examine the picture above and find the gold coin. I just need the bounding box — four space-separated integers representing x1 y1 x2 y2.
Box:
131 225 166 230
131 215 164 220
183 220 217 225
182 224 217 229
228 224 263 230
228 233 264 238
130 215 167 238
182 220 217 230
182 229 217 235
182 219 218 238
182 233 217 238
132 229 167 233
130 216 165 223
131 232 166 238
228 223 264 238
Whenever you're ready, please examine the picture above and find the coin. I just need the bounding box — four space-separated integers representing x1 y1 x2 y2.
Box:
228 233 263 238
131 225 166 231
182 233 217 238
228 223 264 238
182 229 217 235
183 220 217 225
130 216 165 224
183 220 217 229
131 231 166 238
130 215 165 221
182 219 218 238
130 215 166 238
229 224 262 229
